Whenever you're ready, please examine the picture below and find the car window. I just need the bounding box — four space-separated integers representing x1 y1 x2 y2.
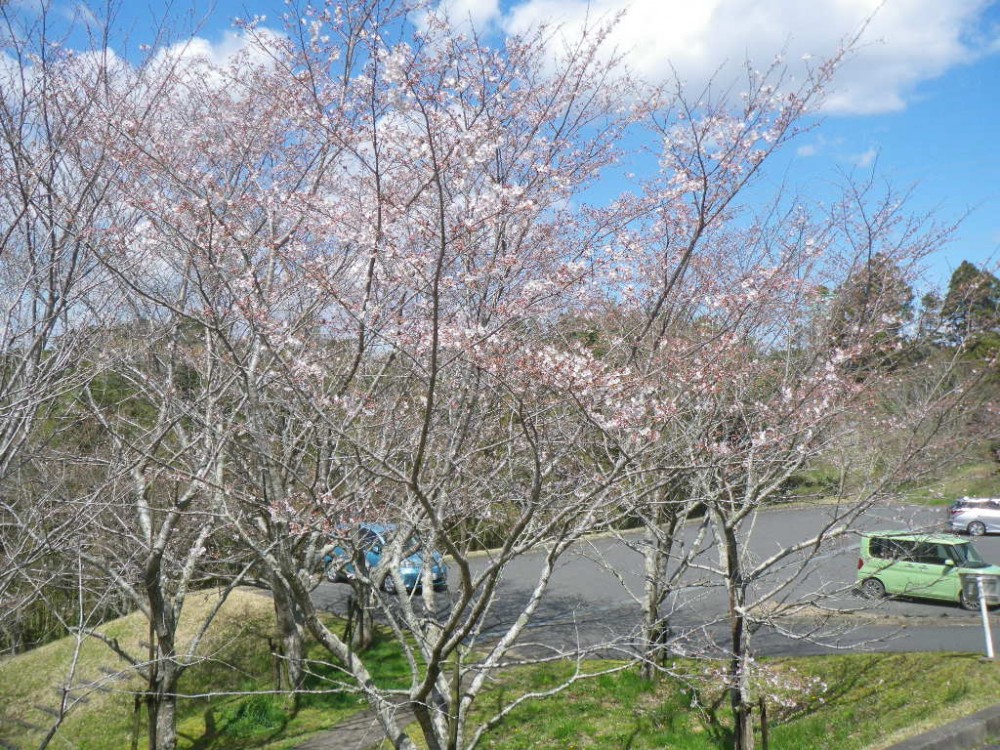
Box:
956 499 982 509
954 499 1000 511
869 537 911 560
358 528 381 550
870 537 894 558
869 538 885 558
402 533 426 555
912 543 949 565
952 542 990 569
381 528 429 554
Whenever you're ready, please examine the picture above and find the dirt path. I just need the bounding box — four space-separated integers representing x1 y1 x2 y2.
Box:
293 704 414 750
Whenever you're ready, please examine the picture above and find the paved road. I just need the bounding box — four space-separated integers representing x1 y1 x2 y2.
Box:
313 503 1000 658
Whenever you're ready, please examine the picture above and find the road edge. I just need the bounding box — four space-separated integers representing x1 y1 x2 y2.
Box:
883 703 1000 750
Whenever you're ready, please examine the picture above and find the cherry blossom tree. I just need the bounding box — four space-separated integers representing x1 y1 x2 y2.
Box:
0 0 124 654
56 5 640 747
572 52 846 682
0 6 249 748
2 20 272 749
4 3 990 750
118 6 656 749
564 49 977 747
637 183 966 750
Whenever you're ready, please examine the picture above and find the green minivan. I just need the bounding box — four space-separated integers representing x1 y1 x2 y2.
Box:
857 531 1000 609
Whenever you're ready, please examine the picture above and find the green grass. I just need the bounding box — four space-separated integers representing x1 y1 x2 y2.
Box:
781 462 845 501
5 606 1000 750
903 456 1000 505
174 631 413 750
0 589 268 750
780 436 1000 508
444 653 1000 750
763 653 1000 749
0 589 405 750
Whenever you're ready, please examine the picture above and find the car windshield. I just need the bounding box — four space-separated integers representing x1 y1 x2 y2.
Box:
952 542 990 569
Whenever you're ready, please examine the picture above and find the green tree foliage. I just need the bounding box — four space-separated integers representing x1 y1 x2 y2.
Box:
916 291 942 342
941 260 1000 344
826 252 915 371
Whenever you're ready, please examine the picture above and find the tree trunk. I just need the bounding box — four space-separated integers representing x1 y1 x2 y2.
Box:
145 556 182 750
271 579 307 702
347 581 375 651
411 625 451 750
412 700 444 750
722 521 754 750
640 528 669 680
729 643 754 750
640 506 679 680
146 653 180 750
148 688 178 750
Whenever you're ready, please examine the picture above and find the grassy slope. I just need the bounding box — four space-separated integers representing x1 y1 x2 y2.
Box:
784 451 1000 507
904 456 1000 505
0 589 275 749
441 653 1000 750
4 600 1000 750
0 588 412 750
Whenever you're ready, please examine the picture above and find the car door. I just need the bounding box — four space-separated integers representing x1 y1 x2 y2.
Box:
360 527 383 573
875 539 914 596
913 543 961 601
986 501 1000 533
889 541 954 601
887 540 925 597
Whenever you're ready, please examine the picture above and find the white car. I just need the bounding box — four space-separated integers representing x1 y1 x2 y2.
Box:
949 497 1000 536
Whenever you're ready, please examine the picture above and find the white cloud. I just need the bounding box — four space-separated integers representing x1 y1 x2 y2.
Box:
792 133 846 160
0 51 20 90
433 0 502 33
108 27 284 121
851 147 879 168
1 44 132 99
63 2 100 27
149 28 282 83
496 0 998 115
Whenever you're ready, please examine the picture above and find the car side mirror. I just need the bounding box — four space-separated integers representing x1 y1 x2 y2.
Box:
944 559 955 567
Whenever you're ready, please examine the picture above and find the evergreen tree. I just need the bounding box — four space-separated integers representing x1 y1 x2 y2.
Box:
826 252 915 372
941 260 1000 342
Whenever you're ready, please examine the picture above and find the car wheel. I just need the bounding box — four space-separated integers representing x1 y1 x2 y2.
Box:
860 578 886 600
968 521 987 536
961 588 981 611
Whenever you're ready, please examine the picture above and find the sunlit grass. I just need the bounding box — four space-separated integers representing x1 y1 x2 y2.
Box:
905 457 1000 505
0 588 387 750
5 594 1000 750
399 653 1000 750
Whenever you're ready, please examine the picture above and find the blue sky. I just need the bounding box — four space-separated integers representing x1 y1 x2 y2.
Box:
11 0 1000 290
802 35 1000 287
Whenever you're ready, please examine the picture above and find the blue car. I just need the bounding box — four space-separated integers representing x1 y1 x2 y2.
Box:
324 523 448 593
